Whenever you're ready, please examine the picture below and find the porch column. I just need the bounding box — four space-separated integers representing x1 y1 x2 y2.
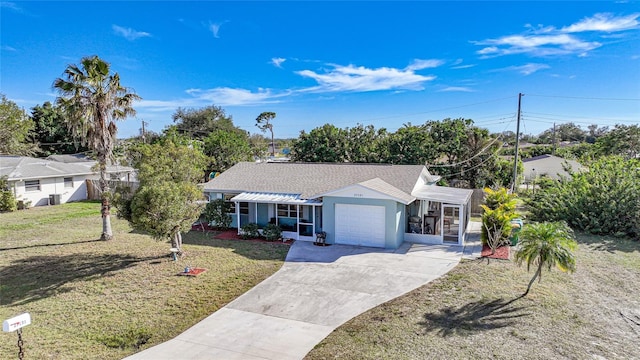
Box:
255 202 258 223
312 205 316 234
236 202 240 234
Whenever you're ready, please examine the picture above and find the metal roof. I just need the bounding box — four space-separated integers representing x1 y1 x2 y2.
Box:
411 184 473 205
231 192 323 205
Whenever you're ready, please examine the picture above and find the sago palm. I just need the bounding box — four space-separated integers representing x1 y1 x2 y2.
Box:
54 55 140 240
514 221 577 296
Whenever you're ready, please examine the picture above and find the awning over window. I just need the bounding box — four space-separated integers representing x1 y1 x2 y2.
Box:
230 192 322 205
411 185 473 206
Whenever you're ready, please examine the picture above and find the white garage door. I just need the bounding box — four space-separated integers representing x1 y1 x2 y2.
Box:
335 204 386 247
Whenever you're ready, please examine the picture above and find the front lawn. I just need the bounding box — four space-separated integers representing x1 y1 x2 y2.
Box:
0 202 289 359
306 233 640 359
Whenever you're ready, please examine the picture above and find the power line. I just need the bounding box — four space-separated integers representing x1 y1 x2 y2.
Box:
527 94 640 101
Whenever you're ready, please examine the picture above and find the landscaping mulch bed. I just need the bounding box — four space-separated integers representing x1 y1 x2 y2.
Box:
481 244 510 259
213 229 294 245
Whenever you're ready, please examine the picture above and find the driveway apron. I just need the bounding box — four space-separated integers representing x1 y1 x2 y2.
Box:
125 241 464 360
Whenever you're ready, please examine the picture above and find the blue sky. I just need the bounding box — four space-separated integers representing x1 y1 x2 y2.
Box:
2 1 639 139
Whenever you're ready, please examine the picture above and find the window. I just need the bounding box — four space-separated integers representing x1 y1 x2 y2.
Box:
277 204 300 218
25 180 40 192
64 177 73 188
223 194 248 215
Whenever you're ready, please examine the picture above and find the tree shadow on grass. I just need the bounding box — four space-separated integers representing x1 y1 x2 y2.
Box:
0 253 164 306
419 296 530 337
182 231 290 261
576 232 639 254
0 239 103 252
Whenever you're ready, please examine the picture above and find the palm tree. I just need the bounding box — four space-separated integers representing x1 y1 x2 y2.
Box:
54 55 140 240
514 221 577 296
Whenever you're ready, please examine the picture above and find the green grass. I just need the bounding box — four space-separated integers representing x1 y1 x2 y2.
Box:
0 202 289 359
306 233 640 360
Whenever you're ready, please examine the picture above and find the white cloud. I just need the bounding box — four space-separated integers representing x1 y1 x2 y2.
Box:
476 34 601 57
500 63 551 75
561 13 639 33
271 57 286 68
186 87 289 106
112 25 151 41
474 12 637 58
296 63 436 92
1 45 17 52
438 86 474 92
208 21 228 38
404 59 444 71
451 64 476 69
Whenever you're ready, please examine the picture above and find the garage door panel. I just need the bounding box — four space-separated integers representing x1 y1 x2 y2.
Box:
335 204 385 247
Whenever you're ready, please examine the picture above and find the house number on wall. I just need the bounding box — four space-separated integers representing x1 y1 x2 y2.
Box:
353 193 363 197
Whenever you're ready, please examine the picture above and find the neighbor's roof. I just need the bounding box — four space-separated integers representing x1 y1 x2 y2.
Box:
202 162 427 199
522 154 585 181
0 155 134 181
46 153 93 163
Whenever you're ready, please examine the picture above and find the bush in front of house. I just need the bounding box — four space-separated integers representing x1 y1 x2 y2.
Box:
526 156 640 239
262 223 282 241
203 199 232 230
240 223 260 239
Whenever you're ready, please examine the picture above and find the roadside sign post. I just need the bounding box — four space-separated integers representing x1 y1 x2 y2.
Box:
3 313 31 360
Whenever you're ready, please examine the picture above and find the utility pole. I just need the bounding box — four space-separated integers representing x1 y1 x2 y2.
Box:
512 93 523 193
141 120 147 143
552 122 557 155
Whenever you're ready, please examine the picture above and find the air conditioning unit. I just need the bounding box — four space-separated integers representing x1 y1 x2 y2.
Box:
49 194 61 205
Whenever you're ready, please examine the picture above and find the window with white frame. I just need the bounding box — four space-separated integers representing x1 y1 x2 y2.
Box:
64 177 73 188
25 180 40 192
277 204 300 218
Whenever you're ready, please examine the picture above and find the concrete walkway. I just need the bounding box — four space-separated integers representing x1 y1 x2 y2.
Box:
126 225 482 360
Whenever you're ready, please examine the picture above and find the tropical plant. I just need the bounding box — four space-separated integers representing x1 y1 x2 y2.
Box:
203 198 232 230
54 55 140 240
514 221 577 296
481 187 518 254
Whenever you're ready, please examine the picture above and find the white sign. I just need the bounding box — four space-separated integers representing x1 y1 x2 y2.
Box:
3 313 31 332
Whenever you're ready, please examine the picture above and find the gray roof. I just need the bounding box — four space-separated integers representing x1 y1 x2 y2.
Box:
202 162 425 199
0 155 134 181
46 154 93 163
522 154 585 181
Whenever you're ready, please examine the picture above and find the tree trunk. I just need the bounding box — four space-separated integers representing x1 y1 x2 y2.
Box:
171 229 183 254
523 262 544 296
98 154 113 241
100 195 113 241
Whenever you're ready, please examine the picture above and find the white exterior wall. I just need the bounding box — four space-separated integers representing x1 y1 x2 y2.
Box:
11 175 92 207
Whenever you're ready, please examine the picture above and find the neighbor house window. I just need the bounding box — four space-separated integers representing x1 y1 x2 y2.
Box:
25 180 40 192
64 177 73 188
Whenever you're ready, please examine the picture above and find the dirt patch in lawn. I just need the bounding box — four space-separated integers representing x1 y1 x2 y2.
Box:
306 232 640 360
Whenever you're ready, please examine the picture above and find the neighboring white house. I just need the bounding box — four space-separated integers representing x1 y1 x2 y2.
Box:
202 162 473 249
0 155 135 207
522 154 585 184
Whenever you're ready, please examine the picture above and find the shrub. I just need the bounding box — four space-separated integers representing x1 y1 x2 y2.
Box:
262 223 282 241
481 187 518 250
0 177 16 212
202 198 232 230
240 223 260 239
526 156 640 239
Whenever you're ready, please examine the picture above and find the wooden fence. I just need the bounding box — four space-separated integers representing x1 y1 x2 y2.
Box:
85 180 139 200
470 188 485 216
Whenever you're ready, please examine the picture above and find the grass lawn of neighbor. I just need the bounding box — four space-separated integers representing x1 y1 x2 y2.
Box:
0 202 289 359
306 233 640 360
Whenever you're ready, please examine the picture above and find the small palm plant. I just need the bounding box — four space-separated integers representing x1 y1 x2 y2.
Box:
514 221 577 296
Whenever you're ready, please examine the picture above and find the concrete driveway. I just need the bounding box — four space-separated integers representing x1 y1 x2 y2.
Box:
125 241 465 360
